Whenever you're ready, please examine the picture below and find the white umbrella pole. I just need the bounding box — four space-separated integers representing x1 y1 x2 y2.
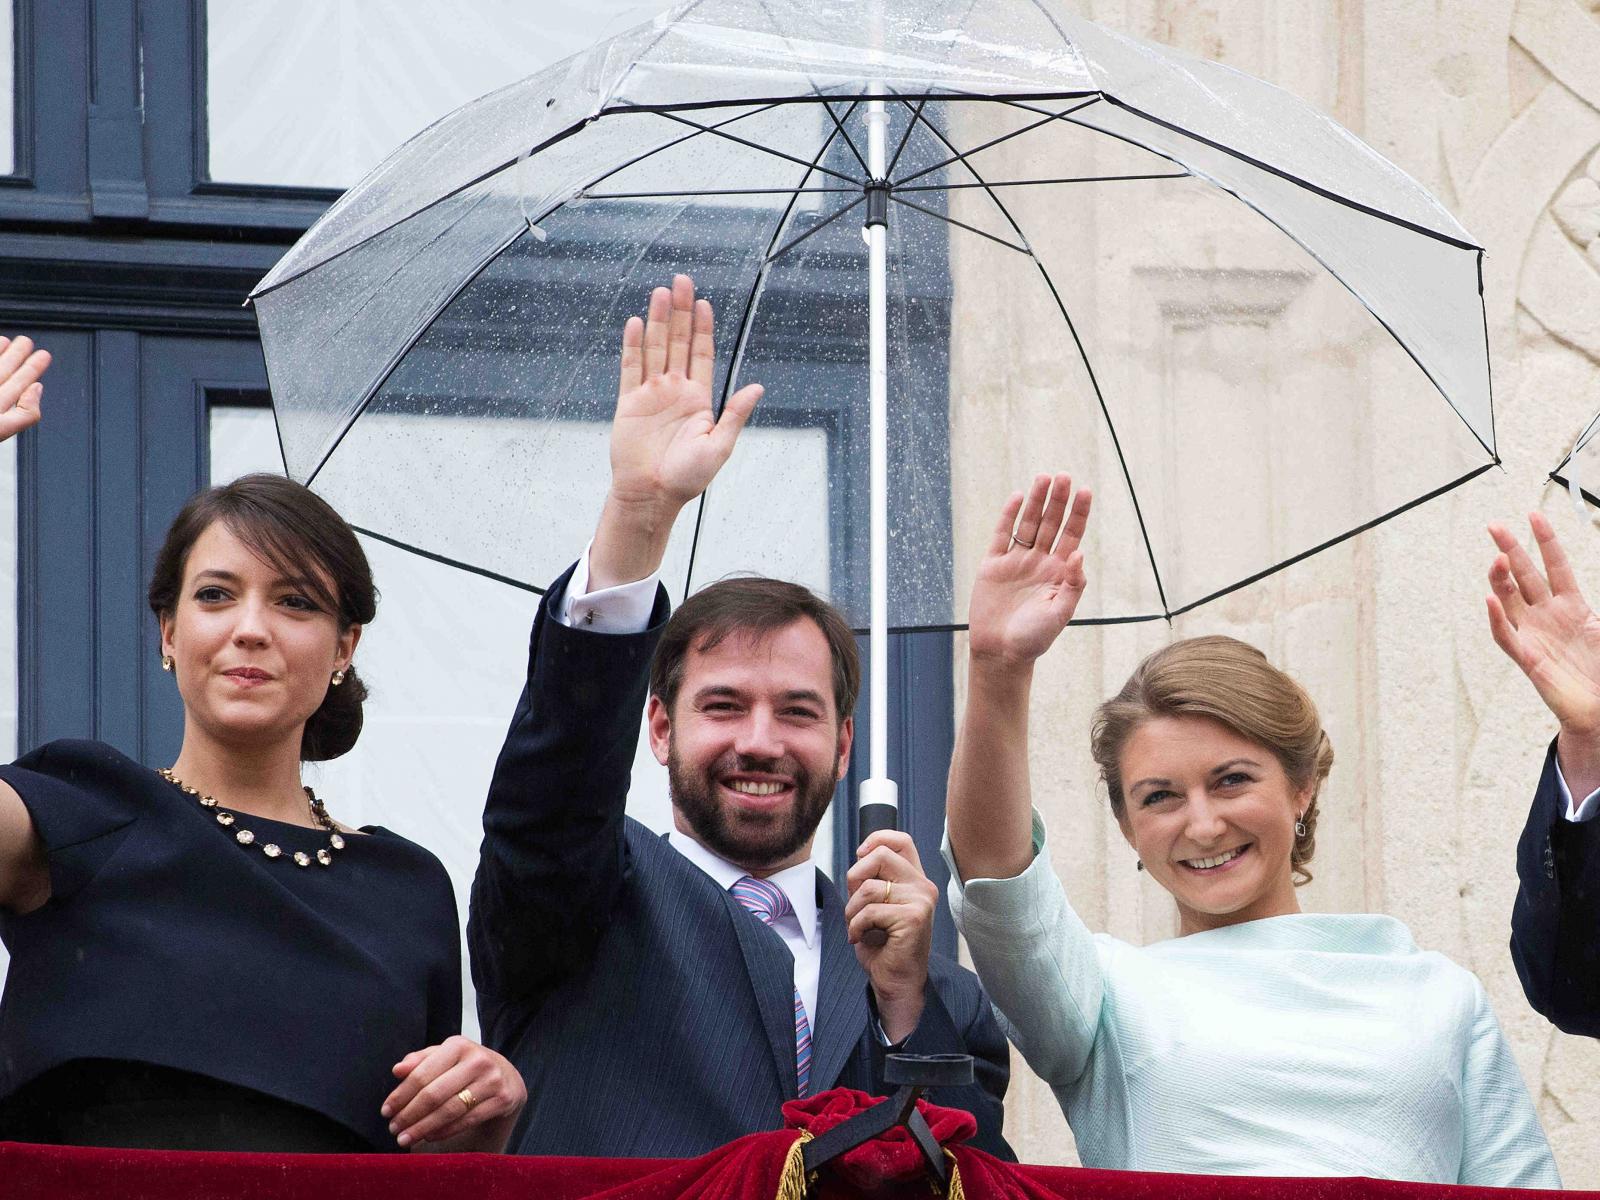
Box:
857 92 898 845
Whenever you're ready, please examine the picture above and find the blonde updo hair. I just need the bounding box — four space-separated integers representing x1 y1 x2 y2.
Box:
1090 635 1333 886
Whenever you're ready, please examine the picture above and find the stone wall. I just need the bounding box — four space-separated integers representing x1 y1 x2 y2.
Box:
946 0 1600 1184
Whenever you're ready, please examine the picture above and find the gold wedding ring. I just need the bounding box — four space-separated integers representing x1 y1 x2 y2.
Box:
883 879 894 904
457 1088 477 1111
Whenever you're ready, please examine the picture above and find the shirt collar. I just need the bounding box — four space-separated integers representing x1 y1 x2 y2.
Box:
668 831 820 948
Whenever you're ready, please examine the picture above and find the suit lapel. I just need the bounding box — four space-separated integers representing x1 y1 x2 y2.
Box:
722 887 801 1096
810 872 870 1093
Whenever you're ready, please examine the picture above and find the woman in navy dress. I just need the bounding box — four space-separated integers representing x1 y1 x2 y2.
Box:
0 337 526 1152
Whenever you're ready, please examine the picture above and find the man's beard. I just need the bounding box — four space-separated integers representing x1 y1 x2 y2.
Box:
668 747 838 870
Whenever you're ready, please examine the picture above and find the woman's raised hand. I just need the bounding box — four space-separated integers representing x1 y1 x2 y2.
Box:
1487 513 1600 749
381 1034 527 1152
0 336 50 442
967 473 1092 668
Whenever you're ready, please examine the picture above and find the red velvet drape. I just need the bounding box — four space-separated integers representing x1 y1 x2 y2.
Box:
0 1088 1576 1200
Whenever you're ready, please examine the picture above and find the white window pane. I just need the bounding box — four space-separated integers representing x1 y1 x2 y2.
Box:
205 0 674 189
0 1 13 176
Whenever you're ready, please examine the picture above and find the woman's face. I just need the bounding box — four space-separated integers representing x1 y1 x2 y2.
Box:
1117 714 1309 936
159 521 359 753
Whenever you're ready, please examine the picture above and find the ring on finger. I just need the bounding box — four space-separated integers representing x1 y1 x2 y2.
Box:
882 879 894 904
1010 534 1035 550
457 1088 477 1111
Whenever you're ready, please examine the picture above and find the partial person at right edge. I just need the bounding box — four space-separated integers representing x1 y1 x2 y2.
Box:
469 274 1009 1159
1487 512 1600 1036
942 473 1558 1187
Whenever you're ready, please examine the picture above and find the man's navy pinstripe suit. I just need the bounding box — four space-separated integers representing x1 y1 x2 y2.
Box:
1511 743 1600 1037
468 568 1011 1159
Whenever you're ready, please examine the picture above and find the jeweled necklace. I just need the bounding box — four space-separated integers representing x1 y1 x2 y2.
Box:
157 768 346 868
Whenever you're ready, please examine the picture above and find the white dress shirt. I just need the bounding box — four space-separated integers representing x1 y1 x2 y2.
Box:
667 831 822 1024
1552 758 1600 823
554 543 824 1027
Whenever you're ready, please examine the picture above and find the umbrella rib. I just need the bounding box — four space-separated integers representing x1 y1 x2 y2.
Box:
1550 473 1600 511
1165 461 1499 619
574 100 791 194
752 0 876 177
883 98 930 180
892 95 1102 188
1001 91 1482 252
655 109 865 186
582 186 856 199
300 221 532 487
350 525 543 594
887 194 1031 256
693 103 866 601
766 195 867 264
820 98 873 178
904 102 1175 615
250 100 787 301
896 172 1187 191
852 611 1167 635
989 97 1497 461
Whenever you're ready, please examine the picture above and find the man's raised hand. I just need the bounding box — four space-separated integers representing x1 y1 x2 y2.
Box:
966 473 1092 668
592 276 762 590
1487 513 1600 793
0 337 50 442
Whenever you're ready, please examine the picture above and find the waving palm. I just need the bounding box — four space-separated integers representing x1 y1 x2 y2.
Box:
0 336 50 443
610 275 762 512
968 472 1093 666
1487 513 1600 738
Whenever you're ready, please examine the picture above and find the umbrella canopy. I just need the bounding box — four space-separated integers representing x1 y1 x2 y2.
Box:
1552 415 1600 511
252 0 1495 628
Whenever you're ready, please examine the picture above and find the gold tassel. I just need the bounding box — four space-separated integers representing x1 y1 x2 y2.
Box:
943 1151 964 1200
776 1131 815 1200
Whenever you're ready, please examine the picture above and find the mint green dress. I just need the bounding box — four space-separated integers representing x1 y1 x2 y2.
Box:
945 814 1561 1188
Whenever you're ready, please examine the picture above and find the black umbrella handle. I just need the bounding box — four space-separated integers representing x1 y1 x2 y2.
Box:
858 801 898 840
857 800 899 948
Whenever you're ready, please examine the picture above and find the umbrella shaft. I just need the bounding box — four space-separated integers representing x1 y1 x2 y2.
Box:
866 97 892 792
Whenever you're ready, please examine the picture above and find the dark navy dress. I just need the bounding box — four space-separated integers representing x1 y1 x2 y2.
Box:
0 740 461 1151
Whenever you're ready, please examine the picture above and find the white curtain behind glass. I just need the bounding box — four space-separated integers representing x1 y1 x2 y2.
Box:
206 0 675 189
0 1 13 176
209 406 833 1037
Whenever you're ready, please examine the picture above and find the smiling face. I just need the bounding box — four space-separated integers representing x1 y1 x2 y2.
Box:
1117 714 1310 936
159 521 359 754
648 617 853 875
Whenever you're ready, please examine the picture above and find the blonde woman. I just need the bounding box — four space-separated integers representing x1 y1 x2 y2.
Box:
943 473 1559 1187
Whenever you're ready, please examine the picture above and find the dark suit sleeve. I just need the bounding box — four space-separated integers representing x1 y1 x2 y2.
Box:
1510 740 1600 1037
467 564 670 1032
878 971 1013 1160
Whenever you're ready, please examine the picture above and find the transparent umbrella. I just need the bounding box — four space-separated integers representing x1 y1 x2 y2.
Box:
252 0 1497 834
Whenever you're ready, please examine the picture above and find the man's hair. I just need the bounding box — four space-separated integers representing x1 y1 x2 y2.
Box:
650 577 860 719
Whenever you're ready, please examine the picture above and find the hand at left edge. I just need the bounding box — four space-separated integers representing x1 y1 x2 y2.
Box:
381 1034 527 1152
845 830 937 1043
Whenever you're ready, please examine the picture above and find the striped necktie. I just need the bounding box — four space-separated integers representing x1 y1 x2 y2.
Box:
730 875 813 1097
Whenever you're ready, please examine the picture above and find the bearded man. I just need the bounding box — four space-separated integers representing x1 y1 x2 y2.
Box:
468 276 1010 1159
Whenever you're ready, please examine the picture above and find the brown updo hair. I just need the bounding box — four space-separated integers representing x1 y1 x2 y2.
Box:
1089 636 1333 886
147 474 377 762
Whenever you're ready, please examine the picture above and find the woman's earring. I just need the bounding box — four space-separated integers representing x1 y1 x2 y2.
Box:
1294 814 1308 839
1135 860 1145 872
331 669 346 686
161 655 174 673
